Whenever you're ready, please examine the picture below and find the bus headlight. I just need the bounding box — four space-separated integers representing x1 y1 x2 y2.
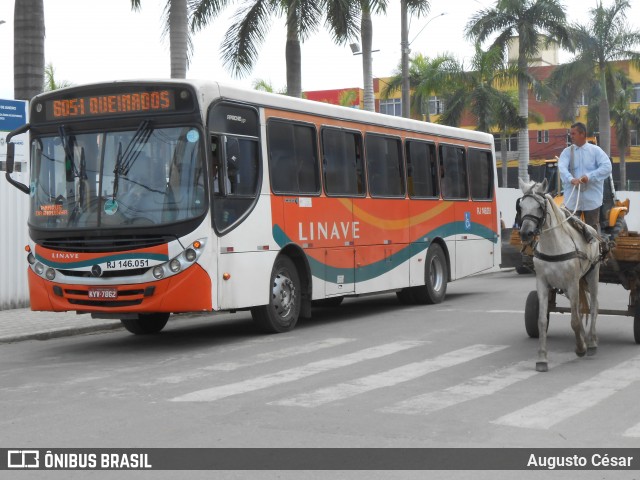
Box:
185 248 197 262
35 263 45 275
169 259 181 273
27 253 36 265
45 268 56 280
153 266 165 279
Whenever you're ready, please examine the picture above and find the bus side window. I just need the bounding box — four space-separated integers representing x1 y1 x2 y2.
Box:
468 149 493 200
440 144 468 200
406 140 439 199
322 128 364 196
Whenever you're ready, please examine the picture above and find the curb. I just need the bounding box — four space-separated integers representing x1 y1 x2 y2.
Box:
0 322 123 344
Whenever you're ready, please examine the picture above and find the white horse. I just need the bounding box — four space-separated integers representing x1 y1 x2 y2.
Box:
518 179 602 372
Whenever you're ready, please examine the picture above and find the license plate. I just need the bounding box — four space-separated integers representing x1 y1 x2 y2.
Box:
88 287 118 300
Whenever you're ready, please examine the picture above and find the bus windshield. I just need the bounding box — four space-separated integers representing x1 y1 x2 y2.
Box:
29 125 206 229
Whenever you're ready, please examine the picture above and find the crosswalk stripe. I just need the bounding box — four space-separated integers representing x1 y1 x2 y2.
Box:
623 422 640 438
493 355 640 430
379 352 576 416
270 344 508 408
170 340 426 402
204 338 356 372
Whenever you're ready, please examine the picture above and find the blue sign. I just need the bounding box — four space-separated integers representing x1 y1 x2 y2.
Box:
464 212 472 231
0 98 28 132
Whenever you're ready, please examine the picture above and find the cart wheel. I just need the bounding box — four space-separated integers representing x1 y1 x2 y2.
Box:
524 290 550 338
634 313 640 345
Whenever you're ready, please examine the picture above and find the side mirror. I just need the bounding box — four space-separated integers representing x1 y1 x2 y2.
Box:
5 142 15 174
4 123 31 195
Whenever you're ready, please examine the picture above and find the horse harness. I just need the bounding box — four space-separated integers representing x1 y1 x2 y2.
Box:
520 192 591 264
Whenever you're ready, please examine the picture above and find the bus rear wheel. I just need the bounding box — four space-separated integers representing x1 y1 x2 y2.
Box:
251 256 301 333
121 313 170 335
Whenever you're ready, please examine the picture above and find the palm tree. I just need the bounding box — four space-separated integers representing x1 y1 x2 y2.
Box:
381 53 458 121
466 0 571 182
131 0 191 79
546 0 640 157
610 87 640 189
437 46 522 133
193 0 322 98
400 0 431 117
44 63 73 92
252 78 287 94
14 0 45 101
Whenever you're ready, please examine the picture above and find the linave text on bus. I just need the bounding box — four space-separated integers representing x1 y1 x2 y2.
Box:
47 90 173 120
298 221 360 241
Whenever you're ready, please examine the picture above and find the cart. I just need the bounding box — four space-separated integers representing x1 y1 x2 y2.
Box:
524 232 640 344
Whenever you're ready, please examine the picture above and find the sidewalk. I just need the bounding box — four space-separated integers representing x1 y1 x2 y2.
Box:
0 308 122 344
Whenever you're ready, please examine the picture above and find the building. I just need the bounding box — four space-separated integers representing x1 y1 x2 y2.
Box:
304 42 640 190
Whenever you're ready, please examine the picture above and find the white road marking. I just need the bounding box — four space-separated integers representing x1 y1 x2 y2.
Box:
270 344 508 408
170 340 426 402
493 355 640 430
379 352 576 415
622 422 640 438
204 338 356 371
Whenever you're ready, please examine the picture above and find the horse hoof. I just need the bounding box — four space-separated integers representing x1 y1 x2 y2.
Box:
576 349 586 358
587 347 597 356
536 362 548 372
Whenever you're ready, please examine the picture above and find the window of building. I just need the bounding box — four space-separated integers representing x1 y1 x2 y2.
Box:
493 134 518 152
468 149 493 200
537 130 549 143
365 134 405 197
321 127 365 196
632 84 640 103
267 119 320 195
379 98 402 117
439 144 468 200
406 140 439 198
578 91 589 106
631 130 639 147
428 96 445 115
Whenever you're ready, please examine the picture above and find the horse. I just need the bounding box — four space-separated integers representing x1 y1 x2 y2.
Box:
518 178 602 372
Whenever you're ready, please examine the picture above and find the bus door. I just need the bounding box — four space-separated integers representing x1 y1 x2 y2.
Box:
318 127 364 297
354 133 409 294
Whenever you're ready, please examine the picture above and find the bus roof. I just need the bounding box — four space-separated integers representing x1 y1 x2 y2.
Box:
30 78 495 147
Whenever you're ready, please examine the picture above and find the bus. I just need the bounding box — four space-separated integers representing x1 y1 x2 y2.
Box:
3 80 499 335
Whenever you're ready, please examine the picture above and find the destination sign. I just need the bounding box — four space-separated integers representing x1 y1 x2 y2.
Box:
45 90 175 120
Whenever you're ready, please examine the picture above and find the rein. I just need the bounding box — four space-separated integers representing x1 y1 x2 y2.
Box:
521 191 590 263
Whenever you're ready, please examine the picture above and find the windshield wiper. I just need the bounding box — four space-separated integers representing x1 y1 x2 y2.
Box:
112 120 152 200
58 125 78 182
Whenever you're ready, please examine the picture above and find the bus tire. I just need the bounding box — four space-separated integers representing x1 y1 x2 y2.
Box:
412 244 448 304
121 313 170 335
251 256 301 333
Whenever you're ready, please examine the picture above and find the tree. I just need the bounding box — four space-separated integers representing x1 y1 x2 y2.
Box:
44 63 73 92
437 46 523 132
466 0 571 182
14 0 45 101
131 0 191 79
381 53 458 121
547 0 640 157
193 0 322 98
252 78 287 94
324 1 377 111
400 0 431 117
610 87 640 188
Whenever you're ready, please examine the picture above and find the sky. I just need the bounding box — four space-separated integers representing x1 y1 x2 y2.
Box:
1 0 639 101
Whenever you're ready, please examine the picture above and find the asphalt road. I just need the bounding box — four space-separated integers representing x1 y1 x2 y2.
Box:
2 269 639 480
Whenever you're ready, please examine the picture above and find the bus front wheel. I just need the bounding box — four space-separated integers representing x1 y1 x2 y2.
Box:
121 313 170 335
251 256 301 333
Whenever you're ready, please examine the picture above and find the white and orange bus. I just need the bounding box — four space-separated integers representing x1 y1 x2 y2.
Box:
4 80 499 334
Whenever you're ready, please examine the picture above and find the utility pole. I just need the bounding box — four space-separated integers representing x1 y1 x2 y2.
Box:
400 0 410 118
